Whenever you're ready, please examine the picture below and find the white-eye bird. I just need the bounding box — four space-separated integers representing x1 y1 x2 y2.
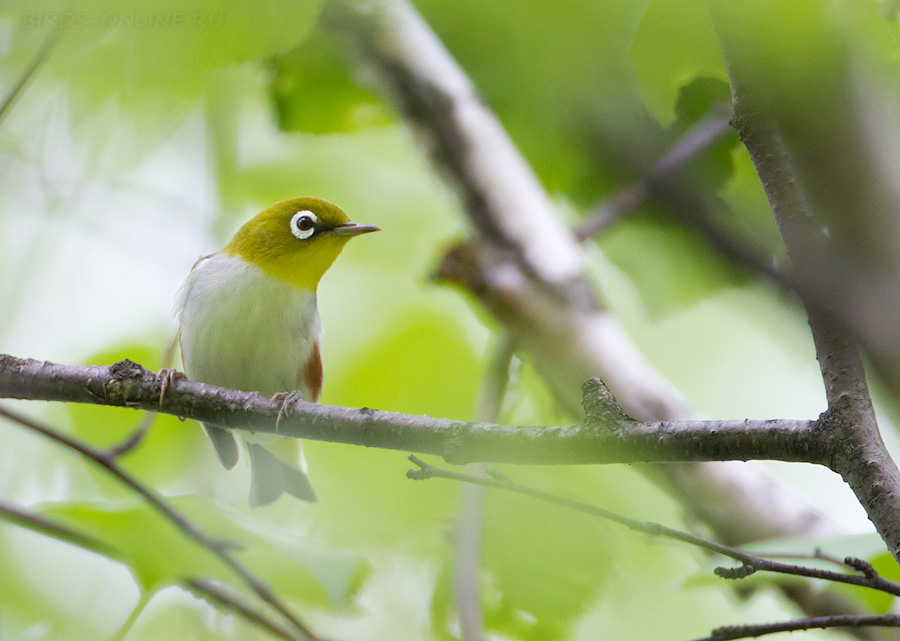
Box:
174 197 379 506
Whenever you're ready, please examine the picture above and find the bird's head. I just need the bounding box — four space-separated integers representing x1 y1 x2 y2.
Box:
223 197 379 291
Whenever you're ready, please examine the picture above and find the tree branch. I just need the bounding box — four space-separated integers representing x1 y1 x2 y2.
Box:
710 0 900 564
185 578 309 641
0 29 55 127
0 354 824 466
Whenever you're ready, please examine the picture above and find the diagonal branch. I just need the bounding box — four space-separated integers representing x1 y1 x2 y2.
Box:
0 30 56 127
576 108 734 240
407 456 900 597
185 578 307 641
0 498 114 557
0 498 311 640
0 400 320 641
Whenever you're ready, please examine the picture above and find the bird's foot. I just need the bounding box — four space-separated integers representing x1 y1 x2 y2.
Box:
270 390 304 433
155 368 185 407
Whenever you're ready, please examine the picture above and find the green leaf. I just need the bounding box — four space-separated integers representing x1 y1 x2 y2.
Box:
478 481 615 640
428 467 628 641
268 26 393 134
3 0 321 116
631 0 728 125
719 146 786 265
37 495 369 606
414 0 651 204
301 310 478 549
599 209 748 319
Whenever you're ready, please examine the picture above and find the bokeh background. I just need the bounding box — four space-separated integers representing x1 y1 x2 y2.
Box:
2 0 899 639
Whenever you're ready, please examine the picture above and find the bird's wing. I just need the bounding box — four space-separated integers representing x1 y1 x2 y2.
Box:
299 340 323 403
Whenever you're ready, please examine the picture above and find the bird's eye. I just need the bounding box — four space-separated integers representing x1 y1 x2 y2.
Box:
290 211 318 240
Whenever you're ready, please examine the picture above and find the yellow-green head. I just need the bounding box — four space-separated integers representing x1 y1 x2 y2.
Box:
224 197 379 291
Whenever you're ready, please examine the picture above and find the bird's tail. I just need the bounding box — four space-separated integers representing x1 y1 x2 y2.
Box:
247 440 317 506
202 422 240 470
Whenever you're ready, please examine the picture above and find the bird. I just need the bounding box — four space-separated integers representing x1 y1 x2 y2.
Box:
173 197 379 506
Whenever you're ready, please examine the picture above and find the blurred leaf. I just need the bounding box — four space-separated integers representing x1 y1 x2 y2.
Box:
735 532 888 562
68 341 204 491
631 0 727 125
671 78 737 191
331 308 479 418
38 495 369 605
303 310 478 549
2 0 320 117
414 0 651 203
478 485 614 640
868 551 900 613
0 529 104 640
268 26 393 134
599 209 748 319
130 600 239 641
429 467 622 641
719 146 787 266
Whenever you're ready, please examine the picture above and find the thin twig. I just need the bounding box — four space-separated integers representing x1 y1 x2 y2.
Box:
0 30 56 127
406 456 900 597
185 578 306 641
0 404 320 641
0 498 114 556
690 614 900 641
106 333 181 459
575 108 733 241
455 335 515 641
105 413 154 459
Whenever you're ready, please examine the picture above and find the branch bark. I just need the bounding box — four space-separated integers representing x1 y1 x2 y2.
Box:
1 354 823 467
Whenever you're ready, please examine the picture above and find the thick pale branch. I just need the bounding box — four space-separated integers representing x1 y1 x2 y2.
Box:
319 0 840 555
1 354 822 466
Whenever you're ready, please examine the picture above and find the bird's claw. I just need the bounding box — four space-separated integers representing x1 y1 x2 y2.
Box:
155 368 185 406
270 390 304 433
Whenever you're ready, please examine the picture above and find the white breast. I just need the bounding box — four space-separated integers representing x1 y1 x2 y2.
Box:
174 253 321 397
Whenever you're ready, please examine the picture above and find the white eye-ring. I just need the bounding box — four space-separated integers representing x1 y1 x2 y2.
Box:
290 210 317 240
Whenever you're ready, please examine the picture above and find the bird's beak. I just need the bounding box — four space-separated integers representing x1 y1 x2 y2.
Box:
331 222 381 237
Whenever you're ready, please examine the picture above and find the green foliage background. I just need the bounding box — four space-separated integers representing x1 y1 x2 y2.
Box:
1 0 897 639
